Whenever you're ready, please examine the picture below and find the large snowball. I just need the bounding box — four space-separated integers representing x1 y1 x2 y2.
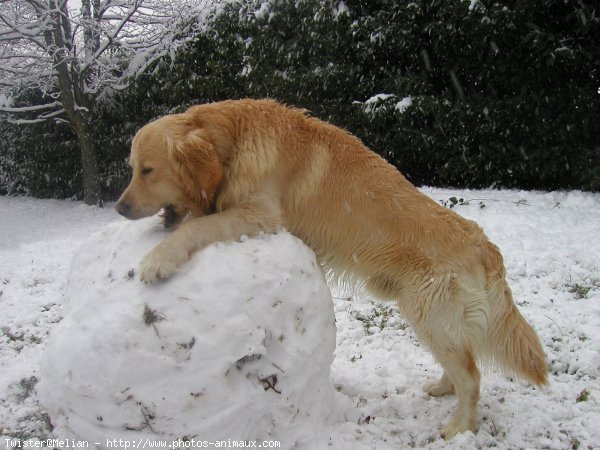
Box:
38 218 336 448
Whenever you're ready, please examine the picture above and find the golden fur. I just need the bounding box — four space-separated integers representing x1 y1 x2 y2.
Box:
116 99 548 438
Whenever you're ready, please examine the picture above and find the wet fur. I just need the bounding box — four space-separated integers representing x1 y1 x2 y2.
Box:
116 99 548 438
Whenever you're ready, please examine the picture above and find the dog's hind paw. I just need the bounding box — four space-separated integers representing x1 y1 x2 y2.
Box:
440 416 477 440
424 373 455 397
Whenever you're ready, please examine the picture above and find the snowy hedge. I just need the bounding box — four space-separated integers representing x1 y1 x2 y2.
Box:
1 0 598 198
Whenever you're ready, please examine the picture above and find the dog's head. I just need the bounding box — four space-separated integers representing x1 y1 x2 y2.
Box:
115 113 223 227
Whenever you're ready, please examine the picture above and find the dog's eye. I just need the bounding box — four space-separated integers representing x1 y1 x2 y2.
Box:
141 167 153 175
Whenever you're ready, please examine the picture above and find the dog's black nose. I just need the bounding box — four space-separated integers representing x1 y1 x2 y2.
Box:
116 201 131 217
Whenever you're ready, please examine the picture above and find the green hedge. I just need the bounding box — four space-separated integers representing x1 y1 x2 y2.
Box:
1 0 598 198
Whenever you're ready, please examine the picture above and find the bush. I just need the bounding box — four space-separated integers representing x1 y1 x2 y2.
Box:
213 0 600 190
2 0 598 197
0 119 81 199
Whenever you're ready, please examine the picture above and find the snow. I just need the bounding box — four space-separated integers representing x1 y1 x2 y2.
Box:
0 94 13 108
0 1 214 120
361 94 413 114
395 96 413 113
360 94 393 114
333 2 349 20
1 188 599 449
38 219 336 448
253 2 272 20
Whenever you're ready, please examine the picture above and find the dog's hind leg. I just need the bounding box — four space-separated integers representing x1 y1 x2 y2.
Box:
427 342 480 439
398 315 481 439
410 317 480 438
369 264 483 438
400 279 484 439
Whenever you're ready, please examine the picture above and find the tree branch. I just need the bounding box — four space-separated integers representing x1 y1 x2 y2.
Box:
0 101 62 113
80 0 141 73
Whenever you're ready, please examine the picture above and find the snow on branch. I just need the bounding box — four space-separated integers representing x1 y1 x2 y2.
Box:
0 0 216 123
0 101 62 112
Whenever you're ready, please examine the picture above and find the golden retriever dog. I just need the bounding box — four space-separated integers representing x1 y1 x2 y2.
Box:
116 98 547 439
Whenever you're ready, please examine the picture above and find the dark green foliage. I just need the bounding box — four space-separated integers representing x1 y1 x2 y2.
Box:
1 0 599 198
0 89 70 197
352 0 600 191
228 0 600 191
0 86 82 198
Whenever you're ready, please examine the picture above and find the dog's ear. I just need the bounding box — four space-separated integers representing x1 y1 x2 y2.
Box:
167 129 223 210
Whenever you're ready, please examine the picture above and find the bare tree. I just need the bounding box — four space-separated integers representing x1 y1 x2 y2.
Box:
0 0 211 204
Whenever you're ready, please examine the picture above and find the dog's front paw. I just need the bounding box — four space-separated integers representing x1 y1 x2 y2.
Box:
139 243 186 283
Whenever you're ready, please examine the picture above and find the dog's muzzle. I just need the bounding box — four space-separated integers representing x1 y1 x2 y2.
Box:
115 200 133 218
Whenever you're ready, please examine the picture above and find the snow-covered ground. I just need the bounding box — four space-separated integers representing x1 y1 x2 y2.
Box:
1 188 599 450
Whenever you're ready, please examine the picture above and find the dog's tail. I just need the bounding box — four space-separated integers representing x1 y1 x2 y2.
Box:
484 242 548 386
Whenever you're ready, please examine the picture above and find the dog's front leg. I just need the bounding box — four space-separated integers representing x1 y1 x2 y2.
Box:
140 200 283 283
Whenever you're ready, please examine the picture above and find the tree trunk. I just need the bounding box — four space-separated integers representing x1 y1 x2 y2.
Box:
39 2 102 205
76 118 103 206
